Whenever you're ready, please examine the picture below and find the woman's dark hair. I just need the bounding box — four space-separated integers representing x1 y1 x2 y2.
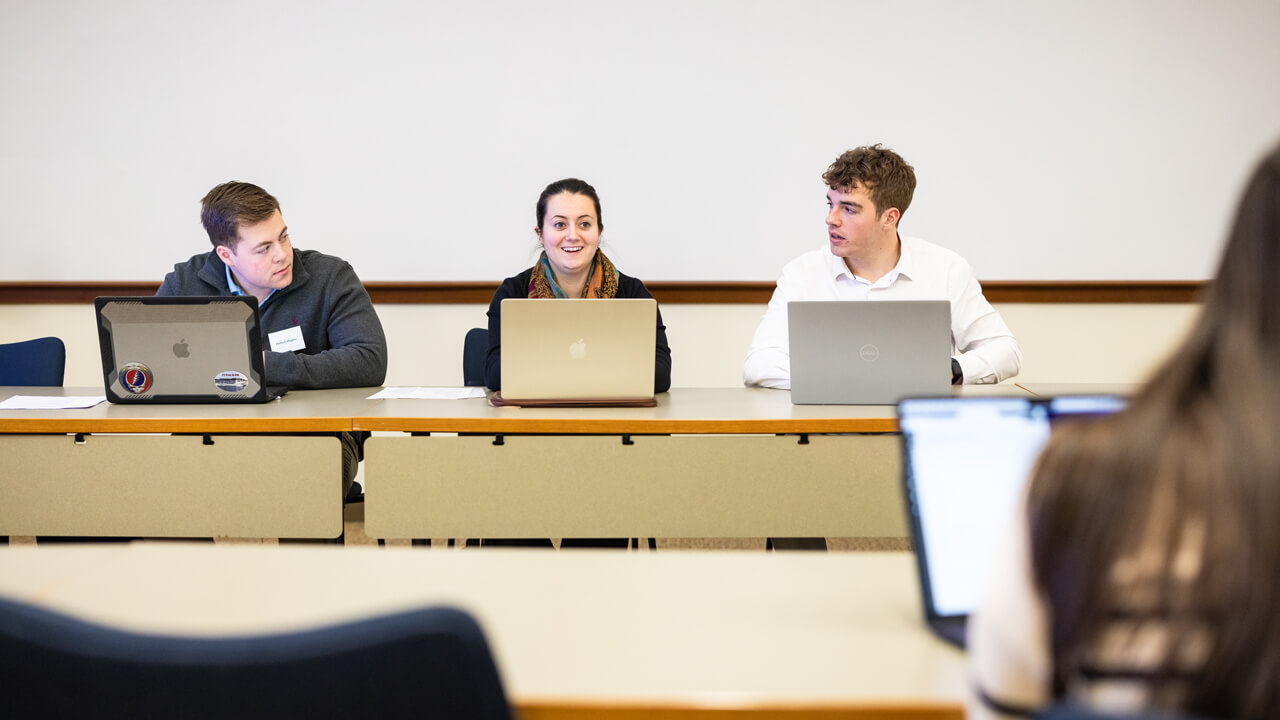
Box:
1027 144 1280 718
535 178 603 232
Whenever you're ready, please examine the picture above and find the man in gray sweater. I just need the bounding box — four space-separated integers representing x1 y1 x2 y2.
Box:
158 181 388 501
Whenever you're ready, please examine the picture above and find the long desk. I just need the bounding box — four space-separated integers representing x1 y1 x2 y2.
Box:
1 385 1031 542
354 386 1030 541
1015 382 1138 398
0 544 967 719
0 386 376 539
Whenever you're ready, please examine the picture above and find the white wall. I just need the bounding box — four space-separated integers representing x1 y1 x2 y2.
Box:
2 1 1278 283
2 303 1198 389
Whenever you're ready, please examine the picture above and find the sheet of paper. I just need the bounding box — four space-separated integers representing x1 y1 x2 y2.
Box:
0 395 107 410
366 387 487 400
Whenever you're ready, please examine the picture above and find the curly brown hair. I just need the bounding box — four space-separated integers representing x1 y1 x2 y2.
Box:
821 145 916 220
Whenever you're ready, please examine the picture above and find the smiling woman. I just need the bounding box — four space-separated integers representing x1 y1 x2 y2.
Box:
482 178 672 393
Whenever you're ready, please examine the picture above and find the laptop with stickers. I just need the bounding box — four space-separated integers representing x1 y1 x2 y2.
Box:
788 300 952 405
95 296 284 404
498 298 656 406
897 394 1126 648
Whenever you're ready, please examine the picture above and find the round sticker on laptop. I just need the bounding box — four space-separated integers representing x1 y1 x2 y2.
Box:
119 362 153 394
214 370 249 393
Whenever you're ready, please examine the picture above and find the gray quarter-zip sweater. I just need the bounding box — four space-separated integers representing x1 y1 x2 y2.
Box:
157 249 387 389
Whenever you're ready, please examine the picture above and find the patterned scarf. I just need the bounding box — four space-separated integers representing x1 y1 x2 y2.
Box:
527 250 619 299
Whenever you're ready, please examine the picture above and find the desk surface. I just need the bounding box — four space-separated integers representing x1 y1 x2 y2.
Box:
1015 382 1139 398
354 384 1028 434
1 385 1030 435
0 545 966 718
0 386 370 433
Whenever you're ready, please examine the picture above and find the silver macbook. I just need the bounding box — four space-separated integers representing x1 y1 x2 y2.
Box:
898 394 1126 648
500 299 656 404
95 296 281 404
788 300 951 405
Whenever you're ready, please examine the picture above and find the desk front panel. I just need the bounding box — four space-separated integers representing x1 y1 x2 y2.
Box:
365 433 903 539
0 434 342 537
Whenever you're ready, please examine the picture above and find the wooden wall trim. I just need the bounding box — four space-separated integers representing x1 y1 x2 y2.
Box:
0 280 1205 305
516 700 964 719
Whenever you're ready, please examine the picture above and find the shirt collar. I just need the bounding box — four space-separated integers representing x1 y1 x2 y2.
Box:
823 235 915 287
895 235 918 282
224 263 276 305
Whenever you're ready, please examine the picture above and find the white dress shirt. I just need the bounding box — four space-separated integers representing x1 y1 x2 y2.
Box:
742 236 1021 388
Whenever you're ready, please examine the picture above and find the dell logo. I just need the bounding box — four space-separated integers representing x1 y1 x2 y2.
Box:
859 344 879 362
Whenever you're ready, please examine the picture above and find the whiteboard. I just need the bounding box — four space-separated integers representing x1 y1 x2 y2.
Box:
2 0 1278 282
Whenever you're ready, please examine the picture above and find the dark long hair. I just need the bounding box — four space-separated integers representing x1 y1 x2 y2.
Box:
1027 144 1280 718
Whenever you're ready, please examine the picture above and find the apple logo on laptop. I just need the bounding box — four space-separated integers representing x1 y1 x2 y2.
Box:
173 339 190 358
569 338 587 360
859 344 879 362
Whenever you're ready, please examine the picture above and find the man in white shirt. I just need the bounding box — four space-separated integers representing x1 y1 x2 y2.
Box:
743 145 1021 388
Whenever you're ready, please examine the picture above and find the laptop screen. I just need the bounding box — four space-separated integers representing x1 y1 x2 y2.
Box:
899 395 1126 619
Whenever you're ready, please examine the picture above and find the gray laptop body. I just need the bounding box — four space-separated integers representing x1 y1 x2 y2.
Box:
788 300 951 405
95 296 280 404
898 394 1126 648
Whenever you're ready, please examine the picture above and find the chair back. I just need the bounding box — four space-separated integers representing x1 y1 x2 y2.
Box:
0 596 512 719
0 336 66 386
1036 704 1220 720
463 327 488 387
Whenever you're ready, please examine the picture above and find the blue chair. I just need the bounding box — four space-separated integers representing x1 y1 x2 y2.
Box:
0 596 512 719
463 327 488 387
0 336 66 386
1036 704 1219 720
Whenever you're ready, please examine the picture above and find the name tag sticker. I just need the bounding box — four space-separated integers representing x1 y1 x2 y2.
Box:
268 326 306 353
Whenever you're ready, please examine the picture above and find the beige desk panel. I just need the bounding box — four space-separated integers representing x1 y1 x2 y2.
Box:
0 545 966 716
365 433 902 539
0 435 342 537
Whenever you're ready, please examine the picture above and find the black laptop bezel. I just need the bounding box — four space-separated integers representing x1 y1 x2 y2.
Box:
95 295 276 404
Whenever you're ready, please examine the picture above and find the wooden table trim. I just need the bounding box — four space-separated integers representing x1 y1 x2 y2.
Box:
353 417 900 434
0 417 355 433
515 700 963 720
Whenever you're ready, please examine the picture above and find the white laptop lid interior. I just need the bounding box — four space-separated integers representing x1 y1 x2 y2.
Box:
898 394 1126 647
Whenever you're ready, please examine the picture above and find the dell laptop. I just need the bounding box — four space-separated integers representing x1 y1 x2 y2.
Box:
898 394 1126 647
498 298 656 405
788 300 951 405
95 296 282 404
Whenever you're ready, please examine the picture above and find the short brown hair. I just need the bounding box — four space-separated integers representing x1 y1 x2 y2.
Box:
201 181 281 249
822 145 916 219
